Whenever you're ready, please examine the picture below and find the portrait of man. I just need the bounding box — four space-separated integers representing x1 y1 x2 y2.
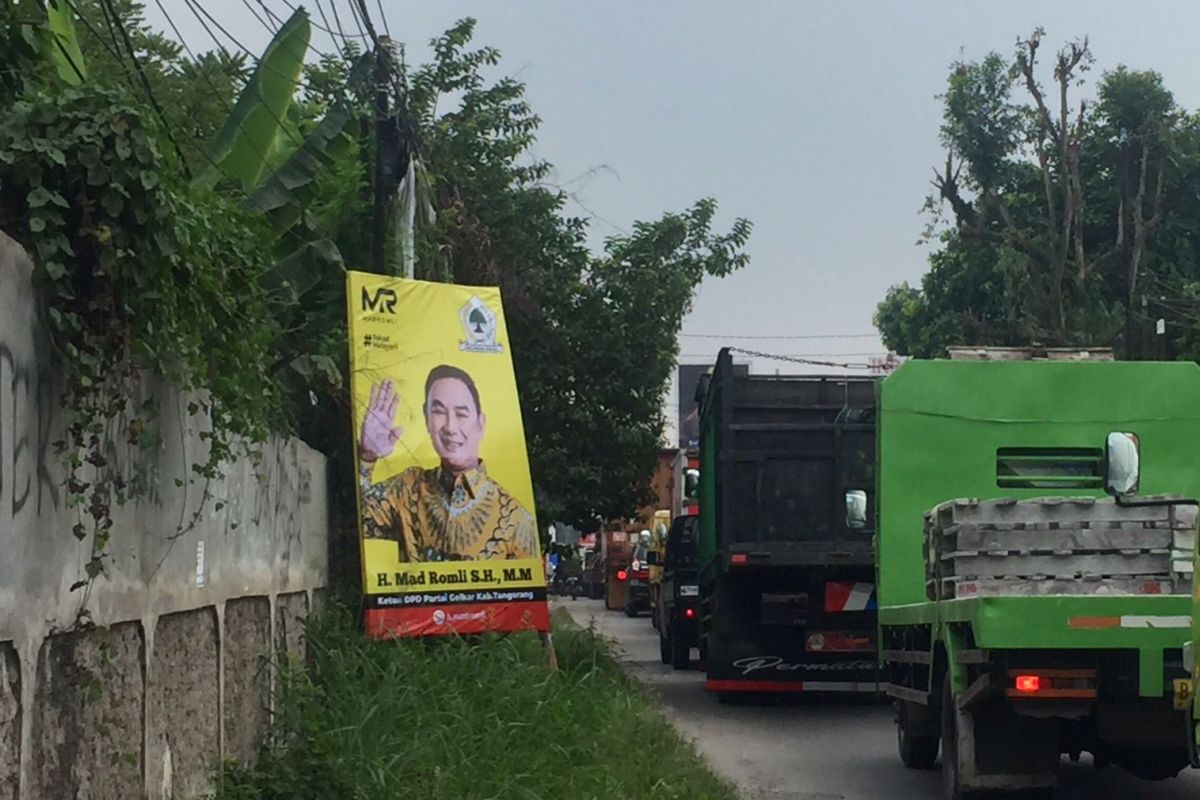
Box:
358 364 538 561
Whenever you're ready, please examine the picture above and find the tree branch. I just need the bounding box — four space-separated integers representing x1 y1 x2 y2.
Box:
1018 32 1058 236
933 154 977 229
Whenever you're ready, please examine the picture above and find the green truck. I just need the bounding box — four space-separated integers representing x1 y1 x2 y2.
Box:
876 353 1200 797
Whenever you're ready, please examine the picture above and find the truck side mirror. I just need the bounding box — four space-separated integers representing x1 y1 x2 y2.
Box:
845 490 868 529
1105 432 1140 496
646 551 662 566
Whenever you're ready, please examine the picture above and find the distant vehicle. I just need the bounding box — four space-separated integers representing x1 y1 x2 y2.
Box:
581 549 605 600
698 348 879 698
648 510 671 630
649 514 700 669
622 534 653 617
551 553 581 599
603 528 635 611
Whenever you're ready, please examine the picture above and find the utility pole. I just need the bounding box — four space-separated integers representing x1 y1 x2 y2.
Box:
371 43 390 275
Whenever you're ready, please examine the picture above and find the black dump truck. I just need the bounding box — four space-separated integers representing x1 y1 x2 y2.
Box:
650 514 701 669
698 348 879 697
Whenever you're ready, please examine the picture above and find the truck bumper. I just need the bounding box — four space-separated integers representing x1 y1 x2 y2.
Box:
626 580 651 609
706 678 880 693
882 595 1192 698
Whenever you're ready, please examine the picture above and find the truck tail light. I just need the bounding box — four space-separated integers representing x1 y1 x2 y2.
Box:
617 569 627 581
1014 675 1041 694
684 607 696 619
731 554 748 564
1006 669 1096 699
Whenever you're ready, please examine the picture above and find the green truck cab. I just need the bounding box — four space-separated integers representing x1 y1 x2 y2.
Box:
876 354 1200 797
1192 542 1200 763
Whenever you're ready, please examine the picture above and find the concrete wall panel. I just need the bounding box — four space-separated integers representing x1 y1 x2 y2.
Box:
223 597 271 765
148 609 219 800
276 591 309 661
1 205 329 799
29 624 144 800
0 643 19 800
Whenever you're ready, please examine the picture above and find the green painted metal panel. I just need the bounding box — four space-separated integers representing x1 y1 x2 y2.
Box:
878 359 1200 608
878 359 1200 697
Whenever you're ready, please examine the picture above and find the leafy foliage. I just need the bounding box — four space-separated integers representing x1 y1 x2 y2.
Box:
881 30 1200 358
0 87 280 581
403 20 752 527
7 3 749 576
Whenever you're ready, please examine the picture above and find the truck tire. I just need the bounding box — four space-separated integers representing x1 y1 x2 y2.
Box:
897 700 940 770
941 676 981 800
670 633 690 670
659 632 671 664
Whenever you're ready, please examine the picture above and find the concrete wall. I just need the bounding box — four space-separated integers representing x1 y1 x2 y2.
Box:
0 232 330 799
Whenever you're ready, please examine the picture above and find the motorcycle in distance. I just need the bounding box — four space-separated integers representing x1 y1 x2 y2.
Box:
551 553 582 600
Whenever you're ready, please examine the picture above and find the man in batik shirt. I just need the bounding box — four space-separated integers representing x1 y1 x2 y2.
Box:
358 365 537 560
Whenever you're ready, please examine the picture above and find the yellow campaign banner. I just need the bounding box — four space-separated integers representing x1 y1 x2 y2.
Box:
346 272 548 637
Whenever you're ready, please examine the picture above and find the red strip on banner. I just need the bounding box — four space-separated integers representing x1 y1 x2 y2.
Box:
706 679 807 693
365 601 550 638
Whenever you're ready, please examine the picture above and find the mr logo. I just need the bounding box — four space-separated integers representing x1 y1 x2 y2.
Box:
361 286 398 314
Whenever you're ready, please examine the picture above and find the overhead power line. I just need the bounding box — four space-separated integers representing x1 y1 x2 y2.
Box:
728 346 879 371
96 0 192 177
300 0 369 41
680 333 878 341
680 352 887 359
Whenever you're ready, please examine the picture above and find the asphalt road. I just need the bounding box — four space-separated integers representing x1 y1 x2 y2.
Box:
555 596 1200 800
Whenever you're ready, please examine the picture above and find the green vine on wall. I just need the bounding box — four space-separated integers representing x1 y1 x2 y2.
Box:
0 87 282 588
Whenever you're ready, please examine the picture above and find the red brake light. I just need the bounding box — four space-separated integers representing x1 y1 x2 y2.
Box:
684 607 696 619
617 569 628 581
1014 675 1041 694
731 554 748 564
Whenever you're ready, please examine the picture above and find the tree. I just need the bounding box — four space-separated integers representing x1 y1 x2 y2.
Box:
402 20 751 527
23 5 751 536
881 30 1200 357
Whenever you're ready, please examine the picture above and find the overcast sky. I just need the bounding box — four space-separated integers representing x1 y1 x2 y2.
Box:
148 1 1200 392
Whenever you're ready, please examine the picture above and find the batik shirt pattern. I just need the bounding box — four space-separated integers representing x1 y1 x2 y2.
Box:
360 462 537 560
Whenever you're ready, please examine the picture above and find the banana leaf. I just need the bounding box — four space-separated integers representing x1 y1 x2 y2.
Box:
45 0 87 85
250 103 353 237
260 238 345 307
200 8 311 190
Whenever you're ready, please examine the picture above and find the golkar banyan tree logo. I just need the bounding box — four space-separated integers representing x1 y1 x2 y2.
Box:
459 296 503 353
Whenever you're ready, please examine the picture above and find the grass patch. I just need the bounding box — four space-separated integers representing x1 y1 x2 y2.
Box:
213 605 738 800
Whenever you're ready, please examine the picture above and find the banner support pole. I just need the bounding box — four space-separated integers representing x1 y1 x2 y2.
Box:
540 630 559 671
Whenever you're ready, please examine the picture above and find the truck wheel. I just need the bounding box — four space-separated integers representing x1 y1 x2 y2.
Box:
659 633 671 664
624 602 637 618
941 676 981 800
897 700 940 770
670 634 690 670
